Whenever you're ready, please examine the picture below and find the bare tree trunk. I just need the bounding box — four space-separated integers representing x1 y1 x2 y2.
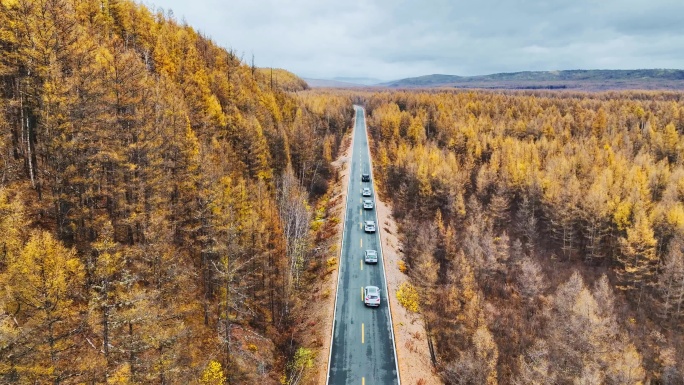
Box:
224 259 232 383
19 91 36 189
202 251 210 326
278 164 311 291
129 321 136 381
675 273 684 321
102 283 110 357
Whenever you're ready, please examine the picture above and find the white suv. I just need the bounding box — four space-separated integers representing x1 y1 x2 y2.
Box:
364 220 376 233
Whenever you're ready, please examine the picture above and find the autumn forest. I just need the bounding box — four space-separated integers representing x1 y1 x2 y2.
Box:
0 0 351 383
2 0 684 384
364 89 684 384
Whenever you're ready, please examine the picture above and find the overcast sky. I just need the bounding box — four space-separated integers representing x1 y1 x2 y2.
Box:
147 0 684 81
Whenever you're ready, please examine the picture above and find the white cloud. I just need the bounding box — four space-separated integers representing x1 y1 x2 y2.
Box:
147 0 684 80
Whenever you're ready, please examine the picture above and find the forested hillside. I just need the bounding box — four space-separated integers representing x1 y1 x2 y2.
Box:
0 0 352 383
255 68 309 92
365 90 684 384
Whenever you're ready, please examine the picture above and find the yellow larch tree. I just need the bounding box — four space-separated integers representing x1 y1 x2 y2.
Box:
617 209 658 297
0 231 86 383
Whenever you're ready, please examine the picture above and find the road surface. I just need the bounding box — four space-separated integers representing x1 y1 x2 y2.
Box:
327 106 400 385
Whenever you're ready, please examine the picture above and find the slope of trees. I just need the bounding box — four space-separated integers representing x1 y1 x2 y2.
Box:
0 0 352 383
365 90 684 383
255 68 310 92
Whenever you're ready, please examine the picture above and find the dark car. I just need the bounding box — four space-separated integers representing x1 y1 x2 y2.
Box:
361 173 370 182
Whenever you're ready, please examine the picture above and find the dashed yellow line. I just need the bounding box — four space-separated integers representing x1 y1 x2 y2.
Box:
361 287 364 302
362 378 365 385
360 259 363 270
360 238 363 248
362 323 365 344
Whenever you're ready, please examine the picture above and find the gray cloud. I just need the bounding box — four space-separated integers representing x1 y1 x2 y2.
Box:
148 0 684 81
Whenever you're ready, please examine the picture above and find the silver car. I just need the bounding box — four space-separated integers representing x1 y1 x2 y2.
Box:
364 220 376 233
363 199 374 210
364 286 381 307
362 187 372 197
364 250 378 264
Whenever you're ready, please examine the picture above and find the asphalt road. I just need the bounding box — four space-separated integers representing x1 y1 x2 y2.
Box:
327 106 400 385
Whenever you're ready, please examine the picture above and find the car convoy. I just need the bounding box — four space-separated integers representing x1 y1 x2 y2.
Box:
361 172 381 307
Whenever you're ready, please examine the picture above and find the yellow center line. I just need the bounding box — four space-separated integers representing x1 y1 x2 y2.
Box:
361 287 363 302
362 323 365 344
360 238 363 248
360 259 363 270
362 378 365 385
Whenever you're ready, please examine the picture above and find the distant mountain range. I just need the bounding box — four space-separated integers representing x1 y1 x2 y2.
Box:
303 78 368 88
303 77 383 88
333 77 384 85
305 69 684 91
381 69 684 91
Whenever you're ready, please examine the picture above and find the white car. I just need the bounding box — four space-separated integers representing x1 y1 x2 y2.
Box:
364 250 378 264
363 199 374 210
362 187 372 197
364 220 376 233
364 286 381 307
